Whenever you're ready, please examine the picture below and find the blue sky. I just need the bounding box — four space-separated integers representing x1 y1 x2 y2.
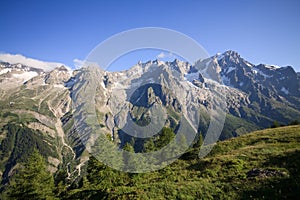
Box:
0 0 300 71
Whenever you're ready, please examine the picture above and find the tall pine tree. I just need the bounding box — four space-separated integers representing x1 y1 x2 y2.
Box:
5 149 57 200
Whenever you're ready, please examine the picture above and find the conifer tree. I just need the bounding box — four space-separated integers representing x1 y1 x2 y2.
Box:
6 149 57 200
193 132 203 149
143 137 156 152
156 127 175 149
123 142 138 172
86 133 125 190
86 156 116 189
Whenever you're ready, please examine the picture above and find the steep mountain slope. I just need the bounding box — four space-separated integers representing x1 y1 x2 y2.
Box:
0 63 79 184
194 51 300 131
71 52 300 144
0 51 299 184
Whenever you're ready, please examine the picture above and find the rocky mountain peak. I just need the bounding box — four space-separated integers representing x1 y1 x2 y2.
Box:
44 65 72 85
0 62 44 74
0 62 45 89
56 65 69 72
223 50 240 58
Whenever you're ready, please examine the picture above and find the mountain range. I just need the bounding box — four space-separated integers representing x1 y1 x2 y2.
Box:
0 50 299 184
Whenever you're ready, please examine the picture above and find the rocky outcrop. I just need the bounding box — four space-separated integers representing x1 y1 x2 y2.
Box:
247 168 288 179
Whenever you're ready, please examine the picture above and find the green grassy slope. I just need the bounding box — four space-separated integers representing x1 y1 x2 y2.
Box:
66 125 300 199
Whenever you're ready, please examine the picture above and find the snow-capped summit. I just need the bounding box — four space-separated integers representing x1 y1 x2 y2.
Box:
43 65 73 85
0 56 73 90
0 61 45 89
0 53 69 72
192 50 300 101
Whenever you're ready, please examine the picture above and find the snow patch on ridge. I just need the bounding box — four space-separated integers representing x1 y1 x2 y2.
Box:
0 68 12 75
281 87 289 95
265 64 280 69
252 67 272 78
221 75 232 87
12 71 38 82
226 66 235 74
0 53 69 72
184 72 199 82
217 53 225 61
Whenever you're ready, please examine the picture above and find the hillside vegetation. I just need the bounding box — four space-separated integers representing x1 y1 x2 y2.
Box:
65 125 300 199
1 125 299 199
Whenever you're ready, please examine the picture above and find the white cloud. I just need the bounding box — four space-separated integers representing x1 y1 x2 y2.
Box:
0 53 69 72
156 52 166 59
156 52 176 60
73 58 101 69
73 58 85 69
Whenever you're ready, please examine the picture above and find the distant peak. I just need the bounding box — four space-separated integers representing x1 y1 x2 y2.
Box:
278 66 295 73
168 59 179 66
0 53 68 72
56 65 69 71
223 50 240 57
